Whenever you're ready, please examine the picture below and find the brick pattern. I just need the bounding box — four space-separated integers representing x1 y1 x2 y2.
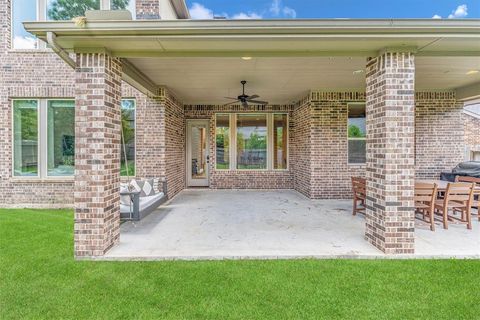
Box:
465 114 480 155
292 98 312 197
310 92 366 199
136 0 160 19
415 92 464 178
164 93 185 198
365 52 416 254
184 104 295 189
74 53 122 257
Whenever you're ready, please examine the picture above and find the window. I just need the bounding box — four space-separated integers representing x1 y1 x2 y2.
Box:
348 104 366 164
471 151 480 161
47 100 75 176
237 114 267 169
273 114 288 169
46 0 100 20
121 99 136 176
215 114 230 169
13 98 135 178
13 100 38 176
12 0 135 49
12 0 38 49
215 113 288 170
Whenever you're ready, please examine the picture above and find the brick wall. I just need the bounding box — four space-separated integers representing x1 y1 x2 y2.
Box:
292 96 311 197
164 90 185 198
0 0 164 208
415 92 464 178
310 91 366 199
465 114 480 156
184 104 294 189
136 0 160 19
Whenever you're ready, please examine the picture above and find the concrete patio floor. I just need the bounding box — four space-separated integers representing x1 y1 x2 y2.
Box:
104 189 480 260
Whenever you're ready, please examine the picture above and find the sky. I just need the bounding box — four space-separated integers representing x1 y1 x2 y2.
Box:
13 0 480 49
186 0 480 19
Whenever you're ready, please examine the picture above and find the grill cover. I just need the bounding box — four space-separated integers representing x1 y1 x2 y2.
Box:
451 161 480 178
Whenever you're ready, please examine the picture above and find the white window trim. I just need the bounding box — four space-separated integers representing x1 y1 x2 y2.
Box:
347 102 367 165
215 113 289 171
12 0 132 50
12 98 136 180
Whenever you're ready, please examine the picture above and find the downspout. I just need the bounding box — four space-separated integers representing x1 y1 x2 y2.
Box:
46 32 75 69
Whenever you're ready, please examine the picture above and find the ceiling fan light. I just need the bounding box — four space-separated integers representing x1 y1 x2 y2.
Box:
242 56 252 60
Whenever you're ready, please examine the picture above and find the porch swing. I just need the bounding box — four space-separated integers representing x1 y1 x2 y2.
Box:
119 121 168 221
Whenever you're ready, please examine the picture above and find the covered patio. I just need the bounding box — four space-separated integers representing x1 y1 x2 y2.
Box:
24 18 480 258
104 189 479 260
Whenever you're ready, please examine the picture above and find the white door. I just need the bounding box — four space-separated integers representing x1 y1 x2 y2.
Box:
187 120 210 187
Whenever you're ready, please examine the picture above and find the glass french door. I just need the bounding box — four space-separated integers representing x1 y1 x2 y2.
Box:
187 120 210 187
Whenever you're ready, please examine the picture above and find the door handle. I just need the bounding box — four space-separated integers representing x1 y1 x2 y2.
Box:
206 155 210 163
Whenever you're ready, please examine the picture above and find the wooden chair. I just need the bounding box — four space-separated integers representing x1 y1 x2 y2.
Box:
351 177 366 216
455 176 480 221
434 182 475 230
414 182 438 231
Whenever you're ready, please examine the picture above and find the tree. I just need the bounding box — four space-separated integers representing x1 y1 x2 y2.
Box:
48 0 130 20
348 125 365 138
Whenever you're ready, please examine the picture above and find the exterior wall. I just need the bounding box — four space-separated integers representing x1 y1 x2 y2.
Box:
184 104 294 189
465 114 480 158
310 91 366 199
0 0 170 208
164 91 185 198
292 97 311 197
415 92 464 178
136 0 161 19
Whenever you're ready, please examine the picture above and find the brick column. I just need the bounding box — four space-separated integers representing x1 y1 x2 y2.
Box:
74 53 122 257
365 51 416 254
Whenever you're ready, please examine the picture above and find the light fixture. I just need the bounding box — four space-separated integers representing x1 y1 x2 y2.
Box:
466 70 479 75
353 69 364 75
242 56 252 60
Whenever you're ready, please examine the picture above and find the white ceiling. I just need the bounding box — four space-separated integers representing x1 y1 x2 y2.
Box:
128 56 480 104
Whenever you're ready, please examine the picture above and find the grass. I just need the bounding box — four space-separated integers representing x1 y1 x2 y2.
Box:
120 162 135 177
0 209 479 319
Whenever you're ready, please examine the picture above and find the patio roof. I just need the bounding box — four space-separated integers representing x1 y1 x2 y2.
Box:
24 18 480 103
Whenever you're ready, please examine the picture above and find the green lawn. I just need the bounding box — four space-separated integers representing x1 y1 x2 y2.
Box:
0 209 479 319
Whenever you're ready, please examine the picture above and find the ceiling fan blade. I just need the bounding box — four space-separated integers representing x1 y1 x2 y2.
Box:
246 99 269 105
224 97 239 100
242 100 249 108
247 94 259 100
223 100 240 106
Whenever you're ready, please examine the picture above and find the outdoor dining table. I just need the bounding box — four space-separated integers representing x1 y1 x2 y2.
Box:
417 179 480 193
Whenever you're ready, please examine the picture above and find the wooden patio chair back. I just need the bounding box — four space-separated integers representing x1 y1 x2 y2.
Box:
351 177 366 216
444 182 475 204
414 182 437 231
455 176 480 221
351 177 366 198
414 182 437 203
435 182 475 229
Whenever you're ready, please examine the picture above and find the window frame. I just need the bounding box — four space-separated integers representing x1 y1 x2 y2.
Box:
12 99 41 178
120 98 137 177
11 0 133 50
11 98 136 180
214 113 289 171
347 102 367 165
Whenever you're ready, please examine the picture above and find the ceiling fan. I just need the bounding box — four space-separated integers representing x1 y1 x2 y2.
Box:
224 80 268 107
